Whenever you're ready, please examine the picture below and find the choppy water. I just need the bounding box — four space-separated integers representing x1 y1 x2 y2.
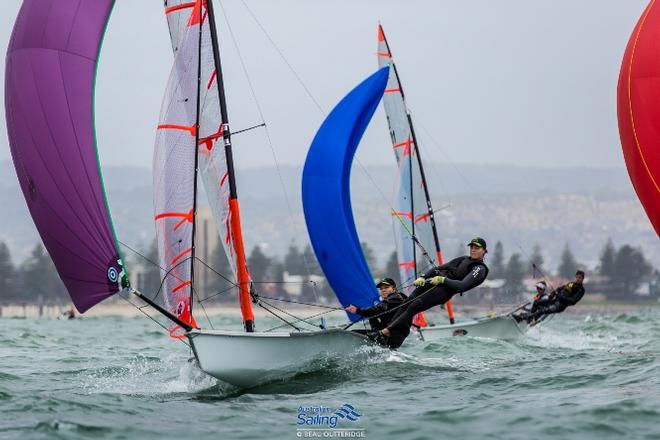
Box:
1 309 659 440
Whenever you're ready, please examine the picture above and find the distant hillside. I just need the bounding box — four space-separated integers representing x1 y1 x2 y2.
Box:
1 160 654 272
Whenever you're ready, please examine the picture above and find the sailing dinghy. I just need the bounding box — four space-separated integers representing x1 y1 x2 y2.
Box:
153 2 394 386
376 24 529 341
4 0 387 388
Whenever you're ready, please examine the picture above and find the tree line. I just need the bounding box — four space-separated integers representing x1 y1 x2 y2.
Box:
0 237 656 304
0 242 67 303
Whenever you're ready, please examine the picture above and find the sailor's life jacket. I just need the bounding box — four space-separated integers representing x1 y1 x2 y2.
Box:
555 282 585 306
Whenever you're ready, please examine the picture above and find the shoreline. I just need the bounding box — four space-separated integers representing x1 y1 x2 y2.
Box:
0 300 657 319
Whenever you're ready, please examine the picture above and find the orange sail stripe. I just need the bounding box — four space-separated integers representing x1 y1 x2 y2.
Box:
385 88 401 93
392 139 414 149
391 210 413 219
399 261 415 269
415 213 430 224
207 69 217 90
376 51 392 58
173 216 192 231
393 137 414 156
229 198 255 323
377 25 385 42
168 298 199 339
155 210 193 231
219 171 229 186
187 0 203 26
155 211 193 221
171 247 193 266
198 125 224 151
157 123 197 136
165 2 195 14
172 281 192 293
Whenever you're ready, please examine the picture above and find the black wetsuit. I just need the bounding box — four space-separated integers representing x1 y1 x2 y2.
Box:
353 292 408 348
528 282 585 321
386 256 489 340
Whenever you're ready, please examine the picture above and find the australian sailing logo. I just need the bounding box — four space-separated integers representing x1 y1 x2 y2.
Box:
297 404 364 437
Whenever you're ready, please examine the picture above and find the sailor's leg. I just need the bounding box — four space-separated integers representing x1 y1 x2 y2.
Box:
531 300 566 321
531 297 551 313
386 285 430 327
385 330 409 349
387 286 453 332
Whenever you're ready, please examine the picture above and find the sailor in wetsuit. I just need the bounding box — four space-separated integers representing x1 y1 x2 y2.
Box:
378 237 490 345
345 278 408 349
522 270 586 323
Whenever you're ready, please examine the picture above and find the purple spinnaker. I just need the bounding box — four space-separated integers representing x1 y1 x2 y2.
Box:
4 0 125 312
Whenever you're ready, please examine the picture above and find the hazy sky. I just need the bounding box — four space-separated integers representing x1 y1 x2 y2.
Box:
0 0 649 170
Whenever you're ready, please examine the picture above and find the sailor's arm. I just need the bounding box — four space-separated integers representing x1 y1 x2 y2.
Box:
442 264 488 292
346 302 386 317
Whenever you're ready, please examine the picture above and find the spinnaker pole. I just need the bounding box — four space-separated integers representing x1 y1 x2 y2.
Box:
206 0 255 332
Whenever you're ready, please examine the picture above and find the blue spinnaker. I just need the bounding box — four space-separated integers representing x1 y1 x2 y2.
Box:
302 67 389 318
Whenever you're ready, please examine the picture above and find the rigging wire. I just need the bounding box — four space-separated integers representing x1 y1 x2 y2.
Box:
253 295 342 310
118 290 191 348
263 307 341 332
216 0 324 305
233 0 444 283
236 0 545 292
254 299 302 331
121 237 341 330
412 115 544 278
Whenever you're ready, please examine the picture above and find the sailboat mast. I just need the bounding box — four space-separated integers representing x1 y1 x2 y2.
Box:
205 0 255 332
380 26 454 323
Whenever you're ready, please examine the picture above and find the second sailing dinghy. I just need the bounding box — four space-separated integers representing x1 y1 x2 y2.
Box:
155 1 392 387
376 24 529 341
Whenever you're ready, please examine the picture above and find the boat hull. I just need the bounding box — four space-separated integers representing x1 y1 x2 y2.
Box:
417 315 528 341
186 328 370 387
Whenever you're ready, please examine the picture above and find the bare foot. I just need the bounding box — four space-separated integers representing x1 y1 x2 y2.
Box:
381 328 390 337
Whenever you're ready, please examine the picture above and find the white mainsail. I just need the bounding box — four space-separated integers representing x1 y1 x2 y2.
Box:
377 25 443 290
377 24 453 323
158 1 255 332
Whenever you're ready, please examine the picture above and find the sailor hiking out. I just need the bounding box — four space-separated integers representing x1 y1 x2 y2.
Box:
377 237 490 347
516 271 586 324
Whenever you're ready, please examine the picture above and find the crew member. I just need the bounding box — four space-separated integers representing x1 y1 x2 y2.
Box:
379 237 490 344
524 270 586 323
345 278 408 348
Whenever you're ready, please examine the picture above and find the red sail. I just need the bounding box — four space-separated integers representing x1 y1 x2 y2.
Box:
617 0 660 236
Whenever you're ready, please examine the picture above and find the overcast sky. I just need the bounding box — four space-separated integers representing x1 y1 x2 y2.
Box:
0 0 649 171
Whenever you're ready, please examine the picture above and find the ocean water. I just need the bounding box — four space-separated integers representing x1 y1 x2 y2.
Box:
1 310 659 440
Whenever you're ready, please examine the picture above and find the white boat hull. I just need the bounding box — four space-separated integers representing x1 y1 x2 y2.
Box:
417 315 528 341
186 328 370 387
